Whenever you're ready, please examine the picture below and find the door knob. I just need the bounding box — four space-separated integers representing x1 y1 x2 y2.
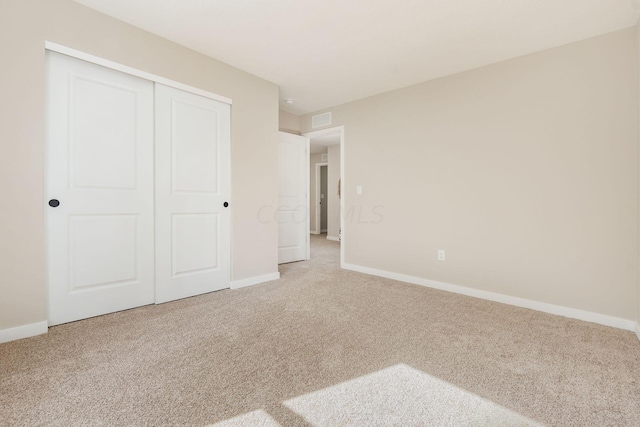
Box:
48 199 60 208
223 202 229 208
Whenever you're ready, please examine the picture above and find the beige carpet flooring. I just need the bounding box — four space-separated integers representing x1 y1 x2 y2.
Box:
1 234 640 426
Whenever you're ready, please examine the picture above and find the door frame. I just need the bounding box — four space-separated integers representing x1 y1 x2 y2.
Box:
45 42 232 105
45 42 234 313
302 126 345 268
313 162 328 234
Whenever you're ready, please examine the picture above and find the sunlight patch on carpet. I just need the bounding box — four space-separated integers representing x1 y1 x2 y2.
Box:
209 409 280 427
283 364 542 426
212 364 542 426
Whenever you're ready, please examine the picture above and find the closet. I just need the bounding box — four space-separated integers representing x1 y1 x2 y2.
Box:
46 51 230 326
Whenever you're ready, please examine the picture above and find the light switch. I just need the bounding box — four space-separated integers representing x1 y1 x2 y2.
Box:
357 185 363 195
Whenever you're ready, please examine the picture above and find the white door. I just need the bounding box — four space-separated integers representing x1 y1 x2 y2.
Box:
46 52 155 326
278 132 309 264
154 84 231 303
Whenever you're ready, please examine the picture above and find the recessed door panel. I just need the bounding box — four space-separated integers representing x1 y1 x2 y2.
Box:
70 215 138 290
72 77 137 190
172 101 219 193
278 213 302 248
172 214 219 276
279 141 300 197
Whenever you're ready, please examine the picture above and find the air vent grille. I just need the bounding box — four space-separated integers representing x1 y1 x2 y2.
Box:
312 112 332 129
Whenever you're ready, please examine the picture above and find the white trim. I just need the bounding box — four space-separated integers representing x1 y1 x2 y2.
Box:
303 126 345 268
314 162 329 234
230 272 280 290
327 236 340 242
45 41 232 105
0 321 48 344
636 323 640 342
343 263 636 331
310 231 321 235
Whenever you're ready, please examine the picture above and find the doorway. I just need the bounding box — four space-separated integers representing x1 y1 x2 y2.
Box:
313 163 329 234
304 126 344 266
320 165 328 233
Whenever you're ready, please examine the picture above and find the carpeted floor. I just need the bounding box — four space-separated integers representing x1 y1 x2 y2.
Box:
1 234 639 426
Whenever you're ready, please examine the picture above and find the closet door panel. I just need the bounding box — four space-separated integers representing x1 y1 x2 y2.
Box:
155 84 231 303
46 52 155 326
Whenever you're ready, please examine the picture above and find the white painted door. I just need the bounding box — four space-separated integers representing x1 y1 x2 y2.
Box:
278 132 309 264
154 84 231 303
46 52 155 326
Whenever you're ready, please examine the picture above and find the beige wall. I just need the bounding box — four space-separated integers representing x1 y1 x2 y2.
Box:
0 0 279 331
301 28 639 321
327 145 341 239
279 110 301 135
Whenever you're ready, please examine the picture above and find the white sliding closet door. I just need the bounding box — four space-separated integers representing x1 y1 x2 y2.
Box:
46 52 155 326
154 84 231 303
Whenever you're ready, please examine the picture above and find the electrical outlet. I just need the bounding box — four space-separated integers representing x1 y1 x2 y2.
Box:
438 250 445 261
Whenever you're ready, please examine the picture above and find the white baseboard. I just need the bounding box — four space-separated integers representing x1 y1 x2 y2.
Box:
0 321 48 344
327 236 340 242
310 231 320 235
230 272 280 290
343 263 636 332
636 323 640 342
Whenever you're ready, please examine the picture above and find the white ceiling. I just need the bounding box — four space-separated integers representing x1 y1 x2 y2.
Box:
73 0 639 115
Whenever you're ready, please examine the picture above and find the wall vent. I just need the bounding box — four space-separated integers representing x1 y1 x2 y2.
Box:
321 154 328 162
311 112 332 129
